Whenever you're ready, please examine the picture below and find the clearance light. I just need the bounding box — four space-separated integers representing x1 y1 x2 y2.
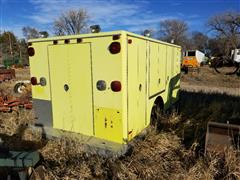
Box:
111 81 121 92
112 34 120 40
90 25 101 33
28 47 35 56
77 38 82 43
31 77 38 85
128 39 132 44
143 30 151 37
109 42 121 54
64 39 70 44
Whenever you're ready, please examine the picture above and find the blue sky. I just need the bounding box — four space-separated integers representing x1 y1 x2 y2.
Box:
1 0 239 38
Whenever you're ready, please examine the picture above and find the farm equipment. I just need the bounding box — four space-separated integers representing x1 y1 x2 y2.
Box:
14 80 31 94
0 68 15 82
205 50 240 153
212 48 240 75
181 50 205 73
0 146 40 180
205 121 240 153
28 30 181 154
0 95 32 112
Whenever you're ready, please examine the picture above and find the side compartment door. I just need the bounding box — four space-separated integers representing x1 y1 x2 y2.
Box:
159 44 167 91
127 37 147 138
48 45 72 131
149 42 160 97
48 43 94 136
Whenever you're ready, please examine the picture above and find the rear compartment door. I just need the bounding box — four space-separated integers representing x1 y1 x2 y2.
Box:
48 43 94 136
127 37 147 138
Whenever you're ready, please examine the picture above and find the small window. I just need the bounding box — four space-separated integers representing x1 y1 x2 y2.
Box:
188 51 196 56
237 50 240 55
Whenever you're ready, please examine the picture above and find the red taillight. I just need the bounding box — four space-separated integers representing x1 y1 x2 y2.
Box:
28 47 35 56
109 42 121 54
31 77 38 85
111 81 121 92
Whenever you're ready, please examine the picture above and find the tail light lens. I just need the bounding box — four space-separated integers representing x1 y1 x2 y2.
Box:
31 77 38 85
111 81 121 92
28 47 35 56
109 42 121 54
96 80 106 91
39 77 47 86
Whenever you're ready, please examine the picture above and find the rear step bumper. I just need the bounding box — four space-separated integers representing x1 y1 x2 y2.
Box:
30 124 128 157
205 121 240 153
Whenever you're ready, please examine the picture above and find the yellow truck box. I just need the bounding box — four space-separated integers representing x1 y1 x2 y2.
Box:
28 30 181 152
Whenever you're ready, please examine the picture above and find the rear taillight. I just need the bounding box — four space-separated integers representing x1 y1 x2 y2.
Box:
31 77 38 85
28 47 35 56
111 81 121 92
109 42 121 54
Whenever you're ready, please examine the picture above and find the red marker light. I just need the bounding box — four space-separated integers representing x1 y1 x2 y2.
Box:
31 77 38 85
28 47 35 56
109 42 121 54
112 34 120 40
111 81 121 92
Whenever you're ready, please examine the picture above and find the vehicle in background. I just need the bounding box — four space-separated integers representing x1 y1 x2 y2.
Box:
181 50 205 73
211 48 240 75
232 48 240 63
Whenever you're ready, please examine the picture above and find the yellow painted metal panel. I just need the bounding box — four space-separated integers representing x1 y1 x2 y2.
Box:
89 36 123 110
127 37 147 139
48 45 71 131
159 44 167 92
94 107 123 144
48 43 94 136
29 42 51 100
149 42 160 96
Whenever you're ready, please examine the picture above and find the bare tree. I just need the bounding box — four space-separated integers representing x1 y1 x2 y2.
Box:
191 31 208 52
159 19 189 48
22 26 40 40
208 11 240 56
53 9 89 36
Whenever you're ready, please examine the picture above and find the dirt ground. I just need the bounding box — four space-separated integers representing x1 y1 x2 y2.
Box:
181 66 240 96
0 66 239 179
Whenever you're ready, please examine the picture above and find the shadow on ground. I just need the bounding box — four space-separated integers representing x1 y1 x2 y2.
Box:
173 90 240 150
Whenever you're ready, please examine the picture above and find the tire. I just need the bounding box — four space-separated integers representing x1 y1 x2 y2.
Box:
14 82 26 94
150 103 163 127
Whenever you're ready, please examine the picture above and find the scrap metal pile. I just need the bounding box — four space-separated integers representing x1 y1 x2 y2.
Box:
0 69 15 82
0 95 32 112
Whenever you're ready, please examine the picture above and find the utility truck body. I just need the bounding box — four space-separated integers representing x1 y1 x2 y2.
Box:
28 31 181 152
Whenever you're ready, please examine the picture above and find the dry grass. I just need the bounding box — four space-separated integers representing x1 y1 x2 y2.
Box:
0 67 239 179
14 67 30 80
